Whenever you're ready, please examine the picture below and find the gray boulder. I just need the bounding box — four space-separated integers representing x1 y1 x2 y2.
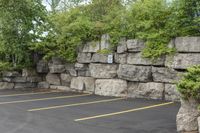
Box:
37 60 49 73
46 73 61 85
60 73 72 86
91 53 109 63
89 63 118 79
0 82 14 90
128 82 164 100
22 69 37 77
166 53 200 69
101 34 110 50
127 53 165 66
82 41 100 53
177 99 199 132
49 64 65 73
117 64 152 82
114 53 127 64
38 82 50 89
2 71 20 77
70 77 95 92
26 77 42 83
152 67 183 83
12 77 27 83
95 79 127 97
175 37 200 52
77 53 92 63
164 84 180 101
117 38 127 53
127 39 145 52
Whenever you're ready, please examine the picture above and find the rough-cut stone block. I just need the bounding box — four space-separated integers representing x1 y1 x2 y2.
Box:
46 73 61 85
127 53 165 66
50 85 71 91
49 64 65 73
164 84 180 101
177 99 199 132
2 71 20 77
60 73 72 86
37 60 49 73
70 77 95 92
77 53 92 63
117 38 127 53
90 63 118 79
82 41 100 53
65 63 77 76
101 34 110 50
95 79 127 97
114 53 127 64
75 63 88 71
128 82 164 100
3 77 12 82
38 82 50 89
77 70 91 77
0 82 14 90
198 117 200 133
175 37 200 52
152 67 183 83
26 77 42 83
22 69 37 77
127 39 145 52
166 53 200 69
51 57 65 65
14 83 37 89
117 65 152 82
12 77 27 83
91 53 108 63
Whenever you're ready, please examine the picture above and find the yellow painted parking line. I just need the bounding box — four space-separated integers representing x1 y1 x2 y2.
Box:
0 93 91 105
28 97 125 112
74 102 174 122
0 91 61 98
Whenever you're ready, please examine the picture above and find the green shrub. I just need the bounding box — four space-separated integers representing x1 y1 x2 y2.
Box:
177 65 200 100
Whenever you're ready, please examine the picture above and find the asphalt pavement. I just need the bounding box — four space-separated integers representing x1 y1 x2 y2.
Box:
0 90 180 133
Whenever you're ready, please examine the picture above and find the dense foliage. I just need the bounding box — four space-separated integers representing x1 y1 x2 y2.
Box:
0 0 199 69
177 65 200 100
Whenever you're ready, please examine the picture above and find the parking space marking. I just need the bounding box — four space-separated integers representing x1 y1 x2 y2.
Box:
0 93 91 105
74 102 174 122
28 97 125 112
0 91 61 98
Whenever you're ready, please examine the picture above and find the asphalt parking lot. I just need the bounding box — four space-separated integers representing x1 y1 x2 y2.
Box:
0 89 180 133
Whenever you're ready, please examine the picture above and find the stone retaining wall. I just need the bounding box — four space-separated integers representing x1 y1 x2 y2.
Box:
33 36 200 102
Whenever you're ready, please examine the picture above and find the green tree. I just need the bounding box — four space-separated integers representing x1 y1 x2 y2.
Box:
0 0 47 69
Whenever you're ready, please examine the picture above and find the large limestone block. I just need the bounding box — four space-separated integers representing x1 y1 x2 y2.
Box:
75 63 88 71
0 82 14 90
127 39 145 52
26 77 42 83
37 60 49 73
91 53 109 63
164 84 180 101
70 77 95 92
95 79 127 97
117 64 152 82
60 73 72 86
65 63 77 77
114 53 127 64
128 82 164 100
127 53 165 66
77 53 92 63
198 117 200 133
22 69 37 77
12 77 27 83
166 53 200 69
117 38 127 53
89 63 118 79
101 34 110 50
46 73 61 85
38 82 50 89
2 71 20 77
82 41 100 53
177 99 199 132
175 37 200 52
152 67 183 83
14 83 37 89
49 64 65 73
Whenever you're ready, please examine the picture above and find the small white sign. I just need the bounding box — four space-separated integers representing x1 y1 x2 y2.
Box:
107 54 113 64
